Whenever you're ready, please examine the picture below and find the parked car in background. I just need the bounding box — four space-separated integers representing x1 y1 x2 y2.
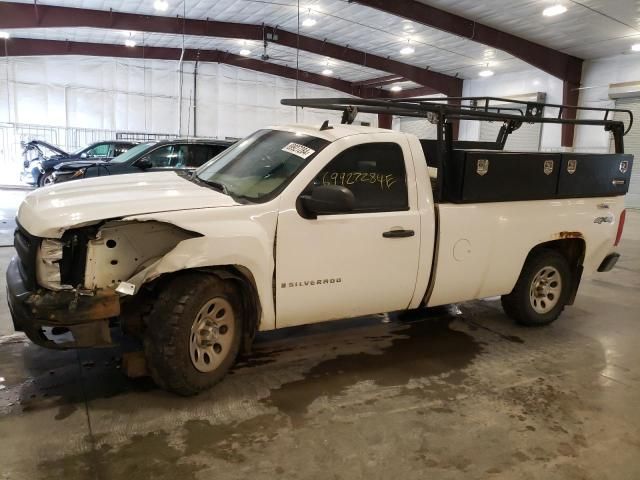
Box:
21 139 137 187
52 139 234 183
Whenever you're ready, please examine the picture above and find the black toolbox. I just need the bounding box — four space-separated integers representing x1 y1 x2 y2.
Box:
442 150 633 203
557 153 633 198
443 151 562 203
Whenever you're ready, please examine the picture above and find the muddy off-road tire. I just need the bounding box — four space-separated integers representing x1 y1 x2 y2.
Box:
501 248 571 327
144 273 243 396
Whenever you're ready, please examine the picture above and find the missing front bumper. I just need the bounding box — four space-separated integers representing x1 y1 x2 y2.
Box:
6 256 120 349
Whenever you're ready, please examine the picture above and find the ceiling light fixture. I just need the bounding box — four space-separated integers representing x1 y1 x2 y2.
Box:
391 85 403 92
543 4 567 17
632 44 640 52
125 39 136 47
0 31 9 40
400 44 415 55
154 0 169 11
322 68 333 76
478 69 494 77
302 18 317 27
239 49 251 56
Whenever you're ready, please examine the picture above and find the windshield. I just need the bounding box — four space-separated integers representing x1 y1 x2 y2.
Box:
195 129 330 202
109 142 155 164
71 145 88 155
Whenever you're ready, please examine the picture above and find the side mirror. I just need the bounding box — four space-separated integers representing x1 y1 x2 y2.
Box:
136 157 152 170
300 184 355 218
80 153 87 158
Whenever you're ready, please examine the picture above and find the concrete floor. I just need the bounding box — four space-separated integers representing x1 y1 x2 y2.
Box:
0 199 639 480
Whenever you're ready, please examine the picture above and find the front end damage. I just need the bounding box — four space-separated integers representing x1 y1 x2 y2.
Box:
6 219 200 349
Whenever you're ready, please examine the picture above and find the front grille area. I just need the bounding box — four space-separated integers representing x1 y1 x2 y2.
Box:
14 222 40 291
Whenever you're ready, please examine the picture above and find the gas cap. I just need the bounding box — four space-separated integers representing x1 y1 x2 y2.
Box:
453 239 472 262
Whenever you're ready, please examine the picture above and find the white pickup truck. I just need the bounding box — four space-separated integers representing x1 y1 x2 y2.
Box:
6 97 633 395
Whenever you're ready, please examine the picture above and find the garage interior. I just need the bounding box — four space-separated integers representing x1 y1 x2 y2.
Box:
1 1 640 479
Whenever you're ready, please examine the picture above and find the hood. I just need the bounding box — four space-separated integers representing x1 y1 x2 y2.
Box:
55 159 109 171
22 140 69 158
18 171 240 238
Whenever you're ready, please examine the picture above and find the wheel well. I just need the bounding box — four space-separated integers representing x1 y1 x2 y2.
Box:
135 265 261 353
529 238 586 305
533 238 586 268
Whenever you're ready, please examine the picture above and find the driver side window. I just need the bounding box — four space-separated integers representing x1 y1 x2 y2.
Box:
144 145 186 168
309 142 409 213
85 144 111 158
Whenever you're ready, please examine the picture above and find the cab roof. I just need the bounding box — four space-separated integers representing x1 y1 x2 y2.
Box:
271 123 397 142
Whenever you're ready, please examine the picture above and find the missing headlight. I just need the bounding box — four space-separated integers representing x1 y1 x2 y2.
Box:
36 239 73 290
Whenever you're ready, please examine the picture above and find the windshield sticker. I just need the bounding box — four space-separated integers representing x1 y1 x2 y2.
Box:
282 142 315 159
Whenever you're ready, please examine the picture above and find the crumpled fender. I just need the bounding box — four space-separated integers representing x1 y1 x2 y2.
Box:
121 204 279 330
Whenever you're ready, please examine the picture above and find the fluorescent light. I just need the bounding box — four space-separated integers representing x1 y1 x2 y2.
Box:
302 18 317 27
543 4 567 17
390 85 403 92
400 45 415 55
125 39 136 47
632 44 640 52
239 49 251 56
0 31 10 40
154 0 169 11
322 69 333 76
478 69 494 77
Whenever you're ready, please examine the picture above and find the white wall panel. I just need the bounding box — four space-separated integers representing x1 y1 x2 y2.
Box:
14 83 48 124
0 55 375 140
460 68 563 151
576 54 640 155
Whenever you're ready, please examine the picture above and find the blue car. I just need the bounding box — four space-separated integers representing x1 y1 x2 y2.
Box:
20 140 138 187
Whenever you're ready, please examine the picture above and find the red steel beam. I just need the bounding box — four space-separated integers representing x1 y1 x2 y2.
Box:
5 37 389 98
562 81 581 147
0 1 462 95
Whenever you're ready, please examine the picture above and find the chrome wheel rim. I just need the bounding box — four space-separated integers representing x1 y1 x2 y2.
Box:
529 266 562 314
43 174 54 185
189 297 234 373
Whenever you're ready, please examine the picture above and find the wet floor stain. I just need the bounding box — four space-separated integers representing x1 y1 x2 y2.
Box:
233 346 294 369
183 413 281 463
38 430 202 480
265 317 482 418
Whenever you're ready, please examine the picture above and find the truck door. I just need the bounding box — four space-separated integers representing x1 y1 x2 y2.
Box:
275 137 420 328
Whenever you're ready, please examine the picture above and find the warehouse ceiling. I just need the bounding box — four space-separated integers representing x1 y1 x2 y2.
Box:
419 0 640 60
1 0 639 91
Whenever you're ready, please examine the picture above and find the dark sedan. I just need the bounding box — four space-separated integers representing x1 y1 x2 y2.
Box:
21 140 137 187
52 139 233 183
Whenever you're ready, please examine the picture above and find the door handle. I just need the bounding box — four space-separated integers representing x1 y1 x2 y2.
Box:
383 229 415 238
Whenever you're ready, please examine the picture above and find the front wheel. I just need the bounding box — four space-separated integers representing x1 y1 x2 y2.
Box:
144 273 243 395
39 172 55 187
501 248 571 326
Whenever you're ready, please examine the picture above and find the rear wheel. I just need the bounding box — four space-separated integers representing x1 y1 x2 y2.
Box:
501 249 571 326
144 273 243 395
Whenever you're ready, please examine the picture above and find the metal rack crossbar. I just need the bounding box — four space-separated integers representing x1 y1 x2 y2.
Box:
281 97 634 153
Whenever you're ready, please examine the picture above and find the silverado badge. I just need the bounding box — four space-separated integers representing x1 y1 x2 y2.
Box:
476 159 489 176
567 159 577 174
544 160 554 175
620 160 629 174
